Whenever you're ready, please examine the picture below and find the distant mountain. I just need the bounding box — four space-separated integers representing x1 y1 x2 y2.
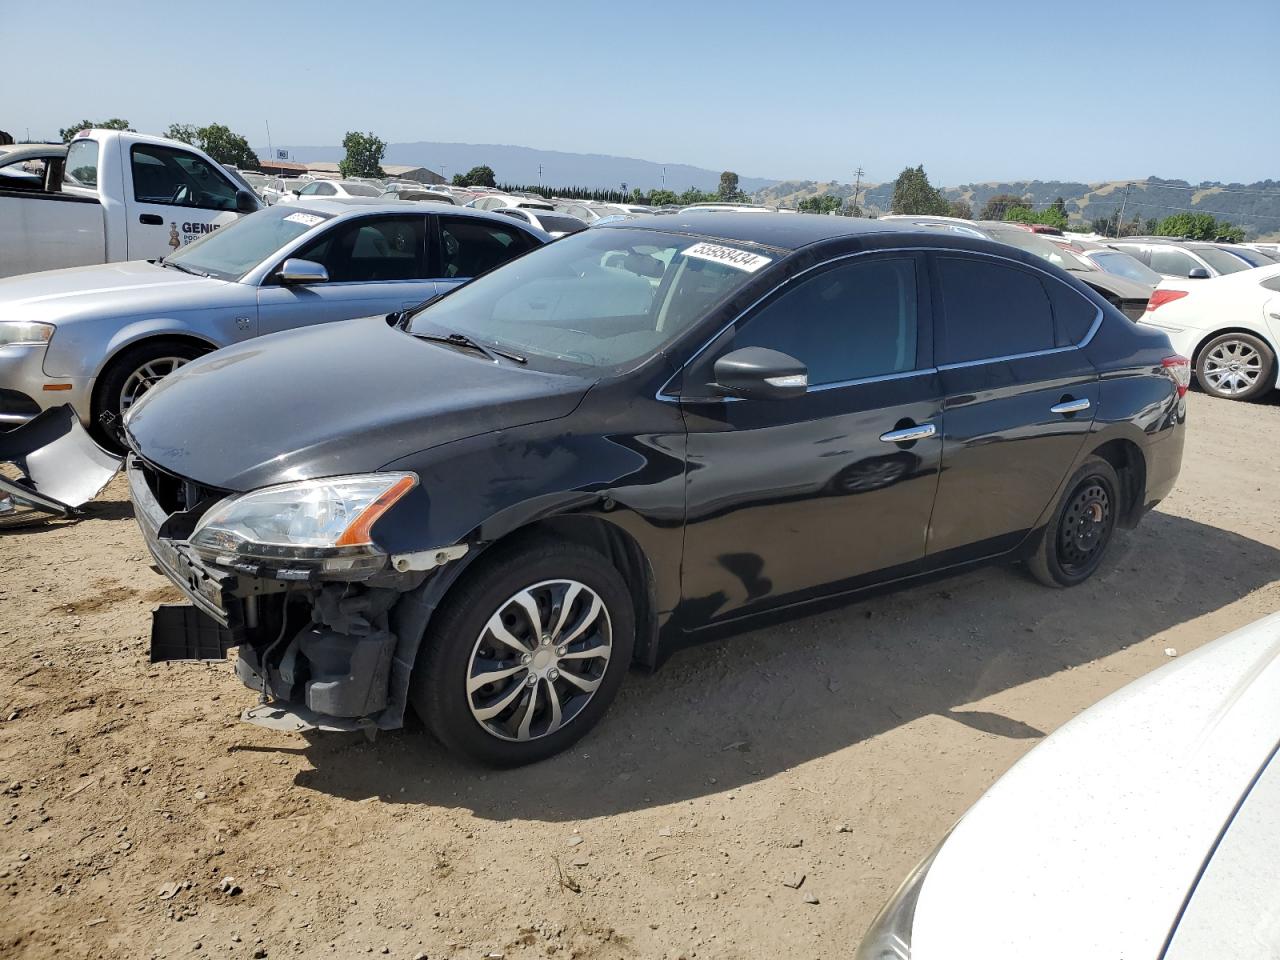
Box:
265 140 779 194
756 177 1280 240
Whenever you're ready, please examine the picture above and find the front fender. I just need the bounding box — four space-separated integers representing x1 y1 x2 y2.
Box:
44 316 236 379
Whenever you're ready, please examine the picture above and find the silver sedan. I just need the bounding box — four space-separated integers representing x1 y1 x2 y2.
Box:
0 199 548 449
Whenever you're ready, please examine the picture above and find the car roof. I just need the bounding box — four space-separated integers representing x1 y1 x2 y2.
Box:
596 210 903 252
285 198 551 236
0 143 68 162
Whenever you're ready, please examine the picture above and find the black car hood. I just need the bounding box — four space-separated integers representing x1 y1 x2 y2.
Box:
126 316 592 491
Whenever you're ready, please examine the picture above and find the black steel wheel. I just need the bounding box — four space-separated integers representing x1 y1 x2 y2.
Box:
1029 457 1121 588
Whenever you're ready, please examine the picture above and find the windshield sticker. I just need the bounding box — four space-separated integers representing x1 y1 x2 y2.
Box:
682 242 772 273
283 212 325 228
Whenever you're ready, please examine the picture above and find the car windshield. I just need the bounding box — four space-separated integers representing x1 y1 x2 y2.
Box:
163 205 334 281
340 182 381 197
1089 251 1162 285
1221 246 1273 267
408 228 769 370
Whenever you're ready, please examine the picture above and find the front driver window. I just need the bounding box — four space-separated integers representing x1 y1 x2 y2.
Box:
729 257 920 385
291 216 425 282
130 145 238 211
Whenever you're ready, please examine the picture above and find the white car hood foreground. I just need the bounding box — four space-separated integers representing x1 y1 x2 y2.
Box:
912 612 1280 960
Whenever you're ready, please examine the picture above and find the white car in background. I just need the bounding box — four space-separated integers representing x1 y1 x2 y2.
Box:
279 179 383 203
1140 264 1280 401
491 207 587 238
465 194 555 212
857 611 1280 960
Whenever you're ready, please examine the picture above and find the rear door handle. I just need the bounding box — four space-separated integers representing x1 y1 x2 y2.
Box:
139 214 163 225
879 423 937 443
1050 398 1091 415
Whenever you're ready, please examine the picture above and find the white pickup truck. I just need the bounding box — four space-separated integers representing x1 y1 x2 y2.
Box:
0 129 260 279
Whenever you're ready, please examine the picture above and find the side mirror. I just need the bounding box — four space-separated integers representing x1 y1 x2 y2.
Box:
713 347 808 400
276 258 329 285
234 189 258 213
1187 267 1210 280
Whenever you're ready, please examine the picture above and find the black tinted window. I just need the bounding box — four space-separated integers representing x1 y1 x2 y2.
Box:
1046 281 1099 345
937 257 1054 364
438 218 530 278
292 215 425 282
733 258 919 385
130 145 238 210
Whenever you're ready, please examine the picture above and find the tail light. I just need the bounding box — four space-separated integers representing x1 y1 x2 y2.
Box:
1163 356 1191 397
1146 289 1189 312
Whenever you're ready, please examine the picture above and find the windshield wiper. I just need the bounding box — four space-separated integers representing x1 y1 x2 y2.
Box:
413 332 526 364
161 260 209 278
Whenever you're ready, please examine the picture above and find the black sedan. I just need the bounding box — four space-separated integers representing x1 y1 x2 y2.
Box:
124 213 1188 766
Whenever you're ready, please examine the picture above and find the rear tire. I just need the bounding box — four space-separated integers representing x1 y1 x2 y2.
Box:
1194 332 1275 402
1029 457 1121 588
92 339 208 450
410 540 634 767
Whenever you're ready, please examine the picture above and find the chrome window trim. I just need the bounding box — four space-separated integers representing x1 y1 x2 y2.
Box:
659 244 1104 401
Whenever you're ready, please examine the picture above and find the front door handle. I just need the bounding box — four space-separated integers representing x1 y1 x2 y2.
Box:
879 423 937 443
139 214 163 225
1050 398 1091 415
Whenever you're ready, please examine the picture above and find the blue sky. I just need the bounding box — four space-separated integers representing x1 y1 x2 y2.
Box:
7 0 1276 187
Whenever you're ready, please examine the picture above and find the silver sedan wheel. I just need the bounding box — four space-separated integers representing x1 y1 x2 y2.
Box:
119 356 191 415
1202 340 1263 396
466 579 612 742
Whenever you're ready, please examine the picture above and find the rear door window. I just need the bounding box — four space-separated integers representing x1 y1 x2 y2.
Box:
1147 247 1199 278
437 217 533 278
130 144 239 210
936 256 1055 364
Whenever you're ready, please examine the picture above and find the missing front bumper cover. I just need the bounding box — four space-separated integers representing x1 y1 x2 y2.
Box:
0 404 121 520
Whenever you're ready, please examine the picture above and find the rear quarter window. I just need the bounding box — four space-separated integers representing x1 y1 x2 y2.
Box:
1045 280 1102 345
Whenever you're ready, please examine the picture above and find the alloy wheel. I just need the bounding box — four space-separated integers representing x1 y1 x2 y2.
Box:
119 356 192 416
1202 340 1263 396
466 579 612 742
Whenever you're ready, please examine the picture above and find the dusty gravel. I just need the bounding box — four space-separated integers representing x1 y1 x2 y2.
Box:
1 391 1278 960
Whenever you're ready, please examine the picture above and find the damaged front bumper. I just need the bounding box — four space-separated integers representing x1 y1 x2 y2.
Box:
128 455 458 736
0 404 121 522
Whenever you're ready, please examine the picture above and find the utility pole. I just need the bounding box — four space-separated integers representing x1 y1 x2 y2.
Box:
265 121 273 167
852 166 864 216
538 163 543 186
662 166 666 188
1115 183 1132 238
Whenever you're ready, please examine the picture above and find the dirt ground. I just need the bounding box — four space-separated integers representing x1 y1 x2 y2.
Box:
1 391 1278 960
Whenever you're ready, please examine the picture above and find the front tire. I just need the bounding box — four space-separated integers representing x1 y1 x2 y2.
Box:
1195 332 1275 402
411 541 634 767
92 339 208 450
1028 457 1121 588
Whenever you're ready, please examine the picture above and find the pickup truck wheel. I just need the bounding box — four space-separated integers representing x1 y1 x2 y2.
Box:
1028 457 1121 588
92 340 208 450
411 541 634 767
1195 332 1275 402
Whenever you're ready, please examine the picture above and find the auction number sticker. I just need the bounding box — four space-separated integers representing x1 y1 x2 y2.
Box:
283 212 325 227
682 242 772 273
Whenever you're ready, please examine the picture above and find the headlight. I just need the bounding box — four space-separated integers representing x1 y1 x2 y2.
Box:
189 473 416 578
0 321 55 346
854 831 949 960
